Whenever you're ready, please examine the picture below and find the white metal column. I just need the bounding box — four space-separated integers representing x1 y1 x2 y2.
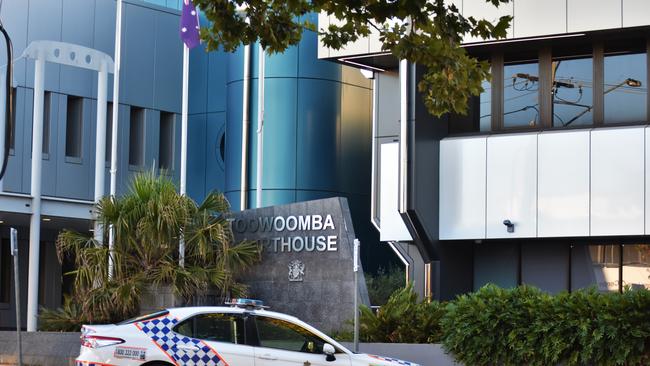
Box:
22 41 114 330
26 53 45 331
94 61 108 242
179 44 189 267
109 0 123 278
255 45 265 208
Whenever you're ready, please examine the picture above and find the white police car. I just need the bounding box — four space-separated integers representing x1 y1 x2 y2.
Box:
76 299 420 366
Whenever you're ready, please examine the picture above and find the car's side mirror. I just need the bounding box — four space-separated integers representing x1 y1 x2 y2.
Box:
323 343 336 362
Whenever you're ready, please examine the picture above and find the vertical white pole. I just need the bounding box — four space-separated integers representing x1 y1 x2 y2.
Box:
27 54 45 332
353 238 360 352
10 228 22 366
179 44 189 267
255 45 264 208
108 0 124 279
93 62 108 243
240 44 250 211
398 59 408 214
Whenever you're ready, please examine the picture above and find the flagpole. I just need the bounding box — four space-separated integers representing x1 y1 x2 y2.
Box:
255 44 264 208
179 43 189 267
108 0 123 279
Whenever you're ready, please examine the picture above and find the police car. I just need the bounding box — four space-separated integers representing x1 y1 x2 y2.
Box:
76 299 420 366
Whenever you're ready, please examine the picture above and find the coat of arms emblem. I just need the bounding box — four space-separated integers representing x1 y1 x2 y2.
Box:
288 260 305 282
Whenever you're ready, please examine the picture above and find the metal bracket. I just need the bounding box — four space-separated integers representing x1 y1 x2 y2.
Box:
22 40 114 72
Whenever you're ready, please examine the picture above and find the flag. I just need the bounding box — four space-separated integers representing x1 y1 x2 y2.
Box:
180 0 200 49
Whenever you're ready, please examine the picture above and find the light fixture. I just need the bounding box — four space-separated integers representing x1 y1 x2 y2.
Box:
625 78 642 87
0 220 4 224
359 68 374 79
42 217 51 222
503 219 514 233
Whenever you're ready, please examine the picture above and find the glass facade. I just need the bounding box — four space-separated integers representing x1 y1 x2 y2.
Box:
623 245 650 289
503 62 539 128
604 52 647 124
553 57 593 127
479 79 491 131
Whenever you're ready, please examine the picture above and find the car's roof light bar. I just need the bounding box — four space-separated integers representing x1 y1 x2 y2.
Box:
226 298 269 310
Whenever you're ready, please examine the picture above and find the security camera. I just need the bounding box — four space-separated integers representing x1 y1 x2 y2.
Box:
503 219 514 233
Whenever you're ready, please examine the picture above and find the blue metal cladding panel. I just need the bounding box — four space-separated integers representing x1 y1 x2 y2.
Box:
60 0 95 98
298 27 340 81
248 189 296 208
339 84 372 195
224 80 243 207
204 112 226 194
121 2 156 109
4 87 26 193
189 45 209 115
115 103 131 196
42 93 61 196
145 109 160 169
25 0 62 91
265 43 298 79
207 51 228 113
260 78 297 190
0 1 27 86
227 47 244 84
153 12 183 113
296 79 340 192
187 113 207 202
93 0 116 102
55 96 93 200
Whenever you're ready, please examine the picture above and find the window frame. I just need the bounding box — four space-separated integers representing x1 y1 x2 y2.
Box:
451 35 650 136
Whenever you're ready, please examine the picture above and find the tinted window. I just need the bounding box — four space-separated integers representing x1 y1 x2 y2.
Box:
174 313 246 345
504 62 539 128
65 96 83 158
552 57 593 127
255 316 329 354
604 52 647 124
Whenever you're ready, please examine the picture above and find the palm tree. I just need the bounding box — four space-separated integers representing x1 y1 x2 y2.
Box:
52 172 261 325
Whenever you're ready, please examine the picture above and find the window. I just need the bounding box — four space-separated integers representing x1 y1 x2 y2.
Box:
552 57 593 127
65 96 83 158
159 112 174 170
255 316 331 354
604 52 647 124
479 79 491 131
0 239 10 303
174 313 246 344
106 102 113 163
622 245 650 290
503 62 539 128
42 91 51 155
571 244 620 292
129 107 145 167
8 87 16 152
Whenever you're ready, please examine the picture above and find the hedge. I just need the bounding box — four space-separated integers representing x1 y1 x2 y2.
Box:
359 284 650 365
441 285 650 366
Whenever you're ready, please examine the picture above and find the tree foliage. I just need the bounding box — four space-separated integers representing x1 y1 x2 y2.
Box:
46 172 261 327
194 0 512 117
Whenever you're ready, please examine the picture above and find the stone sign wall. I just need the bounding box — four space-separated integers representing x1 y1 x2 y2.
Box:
232 197 370 332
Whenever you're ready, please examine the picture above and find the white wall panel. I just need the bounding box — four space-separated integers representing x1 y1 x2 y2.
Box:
380 143 413 241
328 16 370 57
439 137 487 240
568 0 622 33
486 134 538 238
462 0 514 43
623 0 650 27
514 0 566 38
538 131 590 237
591 127 645 236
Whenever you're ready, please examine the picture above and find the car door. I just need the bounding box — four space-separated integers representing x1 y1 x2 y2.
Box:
172 312 255 366
251 315 351 366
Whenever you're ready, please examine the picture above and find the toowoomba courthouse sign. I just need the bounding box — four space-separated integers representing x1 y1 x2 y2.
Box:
232 197 370 332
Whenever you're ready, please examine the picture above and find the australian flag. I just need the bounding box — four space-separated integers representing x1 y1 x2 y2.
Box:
180 0 200 49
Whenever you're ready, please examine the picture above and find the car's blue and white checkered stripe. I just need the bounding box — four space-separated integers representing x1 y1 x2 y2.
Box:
137 316 228 366
368 354 420 366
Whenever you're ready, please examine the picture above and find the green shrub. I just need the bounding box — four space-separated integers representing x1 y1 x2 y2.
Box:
359 284 446 343
441 284 650 366
365 264 406 306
